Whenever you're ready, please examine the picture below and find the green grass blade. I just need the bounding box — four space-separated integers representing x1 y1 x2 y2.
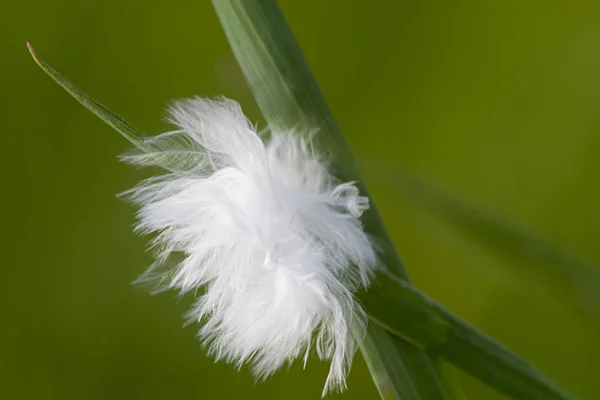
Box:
361 326 451 400
363 163 600 325
434 360 469 400
362 273 577 400
210 1 462 399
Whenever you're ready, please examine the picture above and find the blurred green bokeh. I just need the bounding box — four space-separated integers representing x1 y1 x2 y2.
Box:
3 0 600 399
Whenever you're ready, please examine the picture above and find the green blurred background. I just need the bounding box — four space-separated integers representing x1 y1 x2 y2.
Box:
3 0 600 398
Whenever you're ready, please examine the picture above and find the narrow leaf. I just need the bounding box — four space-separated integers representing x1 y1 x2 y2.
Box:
27 43 148 150
27 43 208 175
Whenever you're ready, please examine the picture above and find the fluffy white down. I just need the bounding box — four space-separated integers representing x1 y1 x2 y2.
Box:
123 97 377 395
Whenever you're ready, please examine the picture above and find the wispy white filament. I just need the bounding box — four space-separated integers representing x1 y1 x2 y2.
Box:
122 97 377 395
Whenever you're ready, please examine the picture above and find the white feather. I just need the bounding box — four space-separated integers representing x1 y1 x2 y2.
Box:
122 97 377 395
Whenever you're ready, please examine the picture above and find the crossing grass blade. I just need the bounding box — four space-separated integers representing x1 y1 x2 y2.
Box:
363 273 576 400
